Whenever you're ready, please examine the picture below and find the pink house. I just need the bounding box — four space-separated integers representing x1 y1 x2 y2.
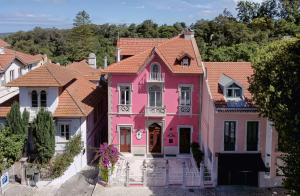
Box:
104 30 283 188
104 30 204 156
201 62 283 187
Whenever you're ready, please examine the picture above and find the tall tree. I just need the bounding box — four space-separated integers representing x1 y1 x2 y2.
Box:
236 1 260 23
6 102 29 135
249 38 300 195
33 108 55 163
73 10 91 27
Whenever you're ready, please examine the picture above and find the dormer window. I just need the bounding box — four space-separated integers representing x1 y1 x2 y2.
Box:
226 83 242 98
177 52 193 67
181 58 189 66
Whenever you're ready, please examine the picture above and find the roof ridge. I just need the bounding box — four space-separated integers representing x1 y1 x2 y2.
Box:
65 88 86 116
45 64 63 86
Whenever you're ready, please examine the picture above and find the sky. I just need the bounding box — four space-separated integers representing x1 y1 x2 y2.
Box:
0 0 264 33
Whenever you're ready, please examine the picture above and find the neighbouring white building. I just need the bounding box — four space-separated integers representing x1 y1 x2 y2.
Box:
0 39 47 104
1 62 107 168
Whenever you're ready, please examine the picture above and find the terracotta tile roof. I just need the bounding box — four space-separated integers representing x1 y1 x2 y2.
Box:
117 38 168 56
0 39 10 48
6 63 76 87
53 77 102 117
0 95 19 117
67 60 102 81
0 48 43 72
104 35 203 74
204 62 254 104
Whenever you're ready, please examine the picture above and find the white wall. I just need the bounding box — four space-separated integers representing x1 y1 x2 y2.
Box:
19 87 59 114
3 60 22 84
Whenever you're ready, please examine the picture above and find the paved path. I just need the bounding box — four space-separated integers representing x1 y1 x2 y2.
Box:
92 185 287 196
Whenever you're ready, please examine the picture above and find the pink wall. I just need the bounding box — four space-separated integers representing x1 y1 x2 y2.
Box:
213 112 267 154
109 54 200 148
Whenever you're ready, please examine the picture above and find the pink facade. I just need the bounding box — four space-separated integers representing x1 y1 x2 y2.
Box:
108 55 201 155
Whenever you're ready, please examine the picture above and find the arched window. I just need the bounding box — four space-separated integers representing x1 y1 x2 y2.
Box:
150 64 160 80
40 90 47 107
31 90 38 107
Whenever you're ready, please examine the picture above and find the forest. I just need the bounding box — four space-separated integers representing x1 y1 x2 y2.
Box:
3 0 300 66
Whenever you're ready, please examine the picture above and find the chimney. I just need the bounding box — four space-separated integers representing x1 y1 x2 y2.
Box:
0 47 5 55
183 28 194 40
116 48 121 62
104 56 108 68
88 53 97 69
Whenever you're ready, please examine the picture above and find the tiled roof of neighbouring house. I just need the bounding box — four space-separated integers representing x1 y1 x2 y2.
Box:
204 62 256 109
104 34 203 74
0 48 44 72
0 39 10 48
67 60 102 81
117 38 169 56
0 95 19 117
4 63 102 117
6 63 75 87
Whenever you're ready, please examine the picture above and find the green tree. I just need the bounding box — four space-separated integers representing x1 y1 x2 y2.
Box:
249 38 300 195
73 10 91 27
33 108 55 163
6 102 29 135
236 0 260 23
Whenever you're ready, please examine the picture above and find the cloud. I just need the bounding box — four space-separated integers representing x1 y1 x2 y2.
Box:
134 5 145 9
0 11 69 25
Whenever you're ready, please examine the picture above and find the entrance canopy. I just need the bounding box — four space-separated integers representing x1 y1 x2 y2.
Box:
218 153 267 172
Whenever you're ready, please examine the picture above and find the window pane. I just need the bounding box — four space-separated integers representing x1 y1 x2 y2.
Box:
125 89 130 104
227 89 232 97
65 125 70 140
247 121 258 151
32 90 38 107
234 89 241 97
40 90 47 107
156 92 162 106
61 125 65 136
224 121 235 151
149 91 155 106
186 90 191 105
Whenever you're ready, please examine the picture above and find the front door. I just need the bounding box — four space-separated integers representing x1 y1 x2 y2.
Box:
120 127 131 153
179 127 191 154
148 123 162 153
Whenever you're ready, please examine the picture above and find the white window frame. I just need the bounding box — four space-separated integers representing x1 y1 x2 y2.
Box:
178 84 193 115
9 70 14 81
225 83 243 100
148 84 163 107
181 57 189 66
59 123 71 141
118 84 132 105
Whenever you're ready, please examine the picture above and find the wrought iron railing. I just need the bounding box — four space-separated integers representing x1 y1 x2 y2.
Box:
118 104 132 114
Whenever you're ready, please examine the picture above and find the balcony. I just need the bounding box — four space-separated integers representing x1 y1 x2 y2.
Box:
145 106 166 117
118 104 132 114
24 107 42 122
147 72 165 83
178 105 192 115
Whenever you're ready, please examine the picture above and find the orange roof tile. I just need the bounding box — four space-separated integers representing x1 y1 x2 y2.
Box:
67 60 102 81
0 39 10 48
204 62 253 102
6 63 75 87
0 48 43 71
104 35 203 74
117 38 168 56
0 95 19 117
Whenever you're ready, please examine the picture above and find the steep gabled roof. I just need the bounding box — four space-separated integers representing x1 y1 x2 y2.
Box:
6 63 75 87
67 60 102 81
0 48 44 72
204 62 254 109
104 35 203 74
117 38 168 56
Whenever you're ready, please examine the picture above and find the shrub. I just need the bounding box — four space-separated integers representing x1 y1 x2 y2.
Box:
191 142 203 168
50 134 82 178
0 128 25 174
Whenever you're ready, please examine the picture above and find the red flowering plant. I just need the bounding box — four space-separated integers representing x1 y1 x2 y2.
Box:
95 143 119 183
